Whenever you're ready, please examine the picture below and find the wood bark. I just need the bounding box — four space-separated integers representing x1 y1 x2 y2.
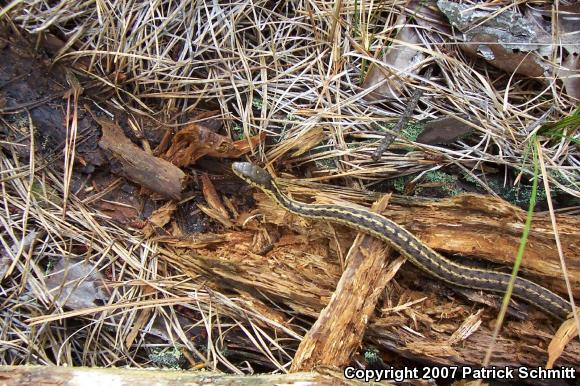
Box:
161 192 580 370
97 117 185 200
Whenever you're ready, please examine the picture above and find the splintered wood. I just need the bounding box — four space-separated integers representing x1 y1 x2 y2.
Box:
160 192 580 370
291 194 397 371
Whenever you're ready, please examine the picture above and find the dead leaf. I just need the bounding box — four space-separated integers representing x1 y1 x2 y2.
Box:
526 4 579 98
363 15 425 100
558 52 579 100
407 0 452 35
437 0 580 96
526 4 579 55
201 173 229 219
546 316 579 368
142 202 177 237
96 201 139 224
0 257 10 279
417 115 477 145
45 258 109 310
197 204 234 228
163 122 265 167
197 173 233 228
438 1 550 77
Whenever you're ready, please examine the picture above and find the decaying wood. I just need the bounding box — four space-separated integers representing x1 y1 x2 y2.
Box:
282 185 580 296
160 191 580 370
97 117 186 200
375 193 579 295
291 194 397 371
0 365 362 386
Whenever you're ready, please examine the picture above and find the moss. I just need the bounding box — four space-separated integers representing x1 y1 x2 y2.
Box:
148 347 186 369
285 113 298 122
400 123 423 142
392 176 408 193
551 169 579 192
500 182 547 207
313 157 336 171
45 258 56 274
282 113 300 134
419 170 462 196
31 179 62 207
424 170 455 184
462 169 577 207
251 96 263 110
345 138 374 148
231 124 245 141
461 171 480 185
4 111 29 129
363 347 386 368
486 177 553 207
376 122 424 154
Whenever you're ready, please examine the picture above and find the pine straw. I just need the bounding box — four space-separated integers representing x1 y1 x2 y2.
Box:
8 0 578 194
0 127 297 370
1 0 579 372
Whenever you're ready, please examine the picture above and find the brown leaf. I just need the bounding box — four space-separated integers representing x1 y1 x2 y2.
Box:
142 202 177 237
198 173 234 228
198 204 234 228
163 122 265 167
45 258 109 310
546 315 579 368
459 33 544 77
96 201 139 224
417 116 477 145
201 173 229 219
363 15 425 100
407 0 451 35
558 53 580 100
438 2 579 99
438 1 551 78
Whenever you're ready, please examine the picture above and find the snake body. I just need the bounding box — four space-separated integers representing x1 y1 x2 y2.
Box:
232 162 573 320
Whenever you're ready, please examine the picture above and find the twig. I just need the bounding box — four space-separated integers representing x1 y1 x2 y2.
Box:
372 67 433 161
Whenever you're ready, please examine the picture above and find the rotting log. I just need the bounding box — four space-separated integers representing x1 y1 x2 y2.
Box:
160 192 580 370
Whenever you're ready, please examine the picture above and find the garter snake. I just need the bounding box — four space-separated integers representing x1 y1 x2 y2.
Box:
232 162 574 321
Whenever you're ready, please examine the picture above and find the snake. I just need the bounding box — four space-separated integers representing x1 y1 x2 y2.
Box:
232 162 574 321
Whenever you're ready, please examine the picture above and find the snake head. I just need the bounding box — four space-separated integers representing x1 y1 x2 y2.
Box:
232 162 274 190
